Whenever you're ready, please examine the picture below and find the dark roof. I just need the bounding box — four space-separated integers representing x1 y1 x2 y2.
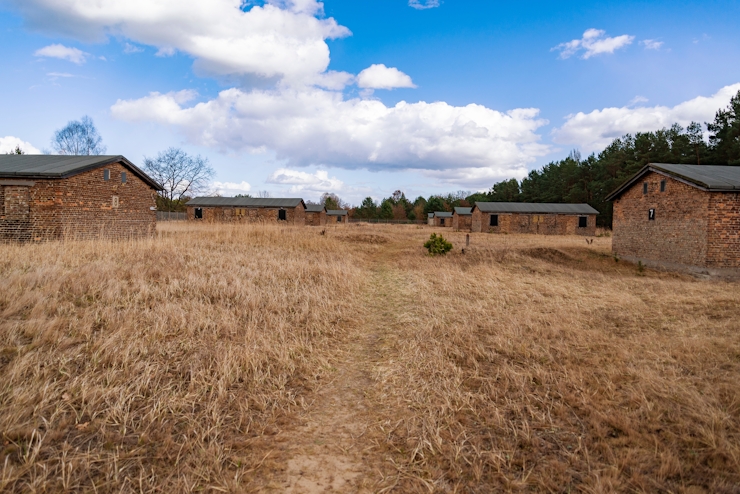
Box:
473 202 599 215
0 154 162 190
434 211 453 218
186 197 306 208
606 163 740 201
454 207 472 215
428 213 434 218
305 204 326 213
326 209 348 216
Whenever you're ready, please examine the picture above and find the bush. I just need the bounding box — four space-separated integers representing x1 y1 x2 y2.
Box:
424 233 453 256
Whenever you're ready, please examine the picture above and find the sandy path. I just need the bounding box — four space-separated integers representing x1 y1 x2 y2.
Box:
274 255 406 493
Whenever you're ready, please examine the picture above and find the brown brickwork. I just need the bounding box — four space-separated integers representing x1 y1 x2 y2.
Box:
612 171 740 273
0 162 157 242
327 214 348 224
452 213 472 231
431 216 452 227
305 210 327 226
187 205 306 225
471 208 596 236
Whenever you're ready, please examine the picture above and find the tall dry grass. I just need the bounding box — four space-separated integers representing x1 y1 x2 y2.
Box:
354 225 740 492
0 223 364 492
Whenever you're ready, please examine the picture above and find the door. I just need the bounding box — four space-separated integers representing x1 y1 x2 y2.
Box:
278 209 287 221
194 208 203 219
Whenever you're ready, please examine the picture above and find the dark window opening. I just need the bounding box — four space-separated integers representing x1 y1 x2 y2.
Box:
648 208 655 221
490 214 498 227
103 169 110 181
278 209 287 221
643 182 648 194
660 180 666 192
194 208 203 219
121 172 127 183
440 218 445 226
578 216 588 228
337 216 342 222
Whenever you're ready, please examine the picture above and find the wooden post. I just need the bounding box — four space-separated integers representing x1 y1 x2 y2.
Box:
466 234 470 247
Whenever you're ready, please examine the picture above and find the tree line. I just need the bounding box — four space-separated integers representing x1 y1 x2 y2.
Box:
351 89 740 227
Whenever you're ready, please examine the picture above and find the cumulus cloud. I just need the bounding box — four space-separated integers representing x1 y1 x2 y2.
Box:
213 180 252 195
123 43 144 54
553 29 634 59
34 44 89 64
641 39 663 50
266 169 344 194
14 0 351 85
0 136 42 154
356 64 416 90
408 0 440 9
111 87 550 179
552 83 740 152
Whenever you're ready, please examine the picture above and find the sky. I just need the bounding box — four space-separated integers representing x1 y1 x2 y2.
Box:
1 0 739 205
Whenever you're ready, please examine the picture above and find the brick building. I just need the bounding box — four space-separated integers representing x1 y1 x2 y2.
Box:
327 209 349 224
305 204 327 226
606 163 740 276
430 211 453 227
452 207 472 230
186 197 306 225
471 202 598 235
0 155 161 242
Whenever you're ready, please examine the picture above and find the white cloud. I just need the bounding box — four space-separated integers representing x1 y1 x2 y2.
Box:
14 0 351 85
408 0 440 9
47 72 75 79
123 42 144 54
356 64 416 90
266 169 344 194
642 39 663 50
553 29 634 59
0 136 42 154
629 95 649 105
552 83 740 152
213 180 251 195
34 44 89 64
111 87 550 180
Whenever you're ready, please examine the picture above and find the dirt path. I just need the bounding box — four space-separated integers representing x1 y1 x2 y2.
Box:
275 253 407 493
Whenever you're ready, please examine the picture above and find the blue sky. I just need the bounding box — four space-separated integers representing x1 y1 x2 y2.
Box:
1 0 739 204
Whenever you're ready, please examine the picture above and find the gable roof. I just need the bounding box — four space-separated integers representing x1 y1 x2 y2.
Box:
454 207 472 215
326 209 348 216
606 163 740 201
186 197 306 208
472 202 599 215
433 211 453 218
305 204 326 213
0 154 163 190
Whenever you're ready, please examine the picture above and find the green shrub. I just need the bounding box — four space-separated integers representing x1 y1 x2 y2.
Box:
424 233 453 256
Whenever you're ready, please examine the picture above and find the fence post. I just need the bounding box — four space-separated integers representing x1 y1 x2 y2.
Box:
466 234 470 247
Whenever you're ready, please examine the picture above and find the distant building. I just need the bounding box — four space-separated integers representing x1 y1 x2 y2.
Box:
427 213 434 226
0 155 161 241
470 202 598 235
452 207 472 230
186 197 306 225
431 211 453 227
606 163 740 276
327 209 349 224
305 204 327 226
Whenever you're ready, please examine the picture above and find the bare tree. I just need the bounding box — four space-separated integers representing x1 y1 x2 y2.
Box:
52 116 106 155
143 147 215 211
257 190 271 198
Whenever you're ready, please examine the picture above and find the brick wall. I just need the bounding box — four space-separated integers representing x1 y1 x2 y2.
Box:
612 171 709 267
707 192 740 268
328 215 348 224
0 163 157 242
471 208 595 236
187 205 306 225
305 211 326 226
432 216 452 227
452 214 472 231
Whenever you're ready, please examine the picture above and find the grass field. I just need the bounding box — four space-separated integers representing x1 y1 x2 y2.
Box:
1 222 739 493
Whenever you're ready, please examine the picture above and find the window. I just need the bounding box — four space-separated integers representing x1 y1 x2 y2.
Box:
121 172 127 183
103 169 110 181
278 209 287 221
660 180 666 192
337 215 342 222
440 218 445 226
194 208 203 219
578 216 588 228
490 214 498 227
643 182 648 194
648 208 656 221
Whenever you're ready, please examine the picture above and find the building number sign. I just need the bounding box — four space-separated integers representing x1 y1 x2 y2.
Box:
648 208 655 221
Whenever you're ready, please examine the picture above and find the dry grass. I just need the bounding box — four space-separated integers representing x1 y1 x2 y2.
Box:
1 222 739 492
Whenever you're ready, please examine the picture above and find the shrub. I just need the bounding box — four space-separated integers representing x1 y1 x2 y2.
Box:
424 233 453 256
